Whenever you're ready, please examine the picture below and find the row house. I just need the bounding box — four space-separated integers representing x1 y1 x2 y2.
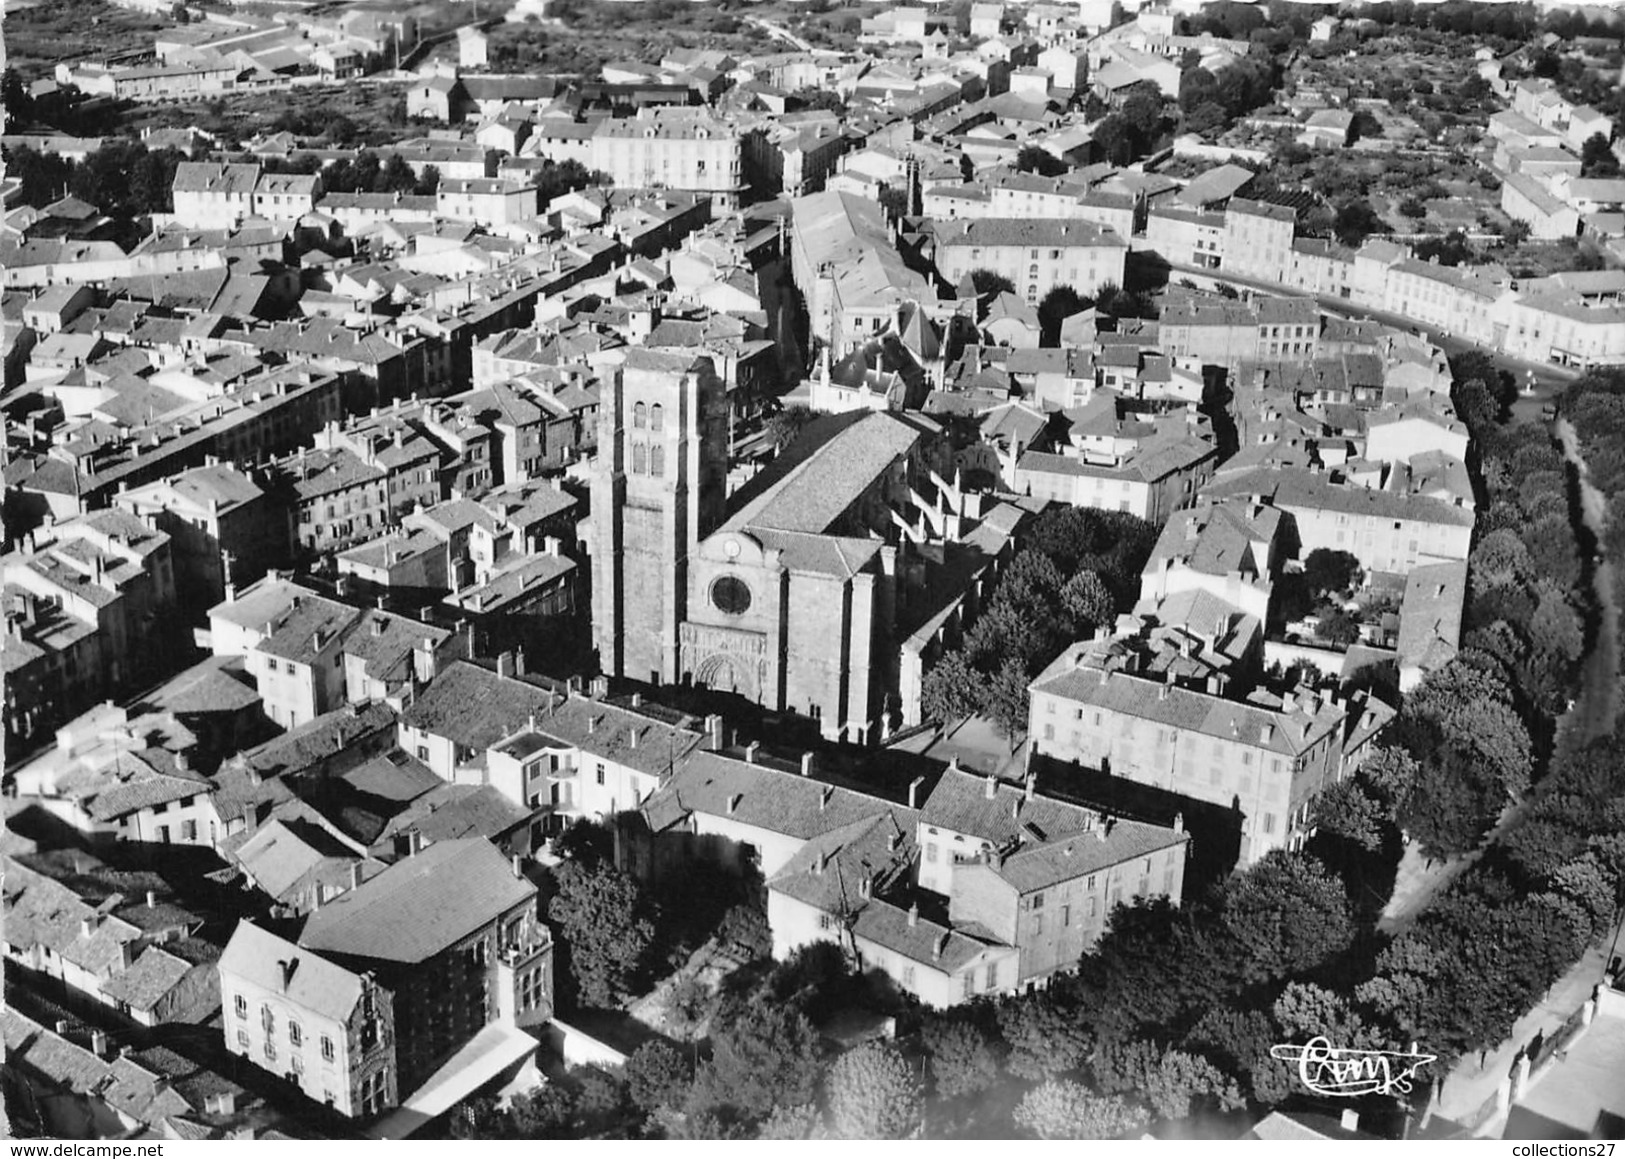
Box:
932 217 1129 304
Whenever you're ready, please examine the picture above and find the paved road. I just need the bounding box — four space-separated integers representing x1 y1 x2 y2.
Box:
1555 417 1620 746
745 15 815 52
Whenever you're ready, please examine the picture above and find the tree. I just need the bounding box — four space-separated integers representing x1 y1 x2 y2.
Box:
1092 114 1136 166
1529 588 1584 663
717 902 773 960
998 995 1092 1080
1094 1041 1245 1121
757 1104 823 1139
1303 548 1362 598
1013 1081 1150 1139
765 405 814 451
922 650 985 724
826 1041 921 1139
552 817 614 867
1310 777 1387 852
1397 195 1427 219
1218 851 1355 984
1470 528 1531 588
968 268 1016 297
548 860 655 1008
1060 569 1114 633
694 1002 823 1120
1580 132 1621 179
625 1041 692 1113
1038 284 1089 346
1333 199 1384 246
982 655 1033 738
878 185 909 221
1 68 33 125
922 1018 1001 1099
1016 143 1066 176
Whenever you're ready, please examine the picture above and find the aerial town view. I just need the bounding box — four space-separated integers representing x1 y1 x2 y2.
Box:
2 0 1625 1143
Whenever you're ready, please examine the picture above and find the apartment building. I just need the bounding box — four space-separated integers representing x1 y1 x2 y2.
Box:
1206 466 1474 576
1028 645 1351 863
1220 198 1297 285
590 109 746 209
113 461 293 610
296 839 553 1103
932 217 1129 303
3 509 178 744
220 922 396 1118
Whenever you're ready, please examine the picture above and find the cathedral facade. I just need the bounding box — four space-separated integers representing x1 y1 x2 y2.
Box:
591 350 951 744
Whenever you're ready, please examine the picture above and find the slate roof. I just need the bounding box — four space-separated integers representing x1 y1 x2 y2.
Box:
99 946 195 1013
220 920 368 1024
298 838 535 964
400 660 555 752
642 749 913 842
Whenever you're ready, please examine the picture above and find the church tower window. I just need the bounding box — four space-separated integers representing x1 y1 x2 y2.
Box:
633 401 647 429
632 443 647 474
650 444 666 477
650 403 664 431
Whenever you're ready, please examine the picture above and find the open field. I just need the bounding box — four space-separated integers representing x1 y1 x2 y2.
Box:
5 0 174 80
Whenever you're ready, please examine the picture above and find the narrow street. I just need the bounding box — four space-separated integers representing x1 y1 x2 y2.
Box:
1555 417 1620 746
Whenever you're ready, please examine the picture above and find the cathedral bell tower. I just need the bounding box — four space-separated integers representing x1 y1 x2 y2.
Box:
590 349 728 686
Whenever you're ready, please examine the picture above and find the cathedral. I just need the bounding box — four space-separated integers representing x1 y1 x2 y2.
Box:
591 349 1025 744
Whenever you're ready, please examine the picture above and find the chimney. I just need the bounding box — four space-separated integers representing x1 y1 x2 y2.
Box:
984 773 997 800
588 715 598 734
55 1019 70 1035
628 727 639 750
908 775 926 809
174 749 189 773
590 675 609 698
859 874 872 899
1340 1109 1359 1133
932 931 948 961
1023 773 1035 802
514 648 527 677
80 915 97 939
350 861 364 889
705 713 725 750
1095 814 1110 841
745 741 760 763
820 785 834 811
1173 812 1184 834
908 903 919 927
512 853 524 878
406 828 423 856
543 535 561 556
278 958 297 991
630 691 643 708
497 650 515 679
91 1031 109 1057
146 890 156 909
1159 680 1170 700
800 752 815 777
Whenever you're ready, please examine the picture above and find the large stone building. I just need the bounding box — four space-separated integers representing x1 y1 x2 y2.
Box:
592 349 991 742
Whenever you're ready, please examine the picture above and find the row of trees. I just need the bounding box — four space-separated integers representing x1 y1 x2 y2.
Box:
921 505 1159 734
3 140 190 218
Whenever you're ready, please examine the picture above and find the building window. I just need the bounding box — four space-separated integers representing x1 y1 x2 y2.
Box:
650 403 664 431
596 764 606 785
650 444 665 477
962 972 975 999
632 443 647 475
292 1055 304 1076
289 1022 302 1048
264 1041 277 1062
986 960 999 989
926 842 938 863
1062 904 1071 926
234 995 247 1018
237 1029 249 1050
633 401 647 429
261 1005 274 1033
710 576 752 615
321 1036 335 1062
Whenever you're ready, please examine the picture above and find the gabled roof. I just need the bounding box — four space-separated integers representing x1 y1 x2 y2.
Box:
220 920 369 1023
298 838 534 964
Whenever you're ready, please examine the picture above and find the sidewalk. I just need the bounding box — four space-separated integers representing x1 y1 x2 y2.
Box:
1426 938 1612 1136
